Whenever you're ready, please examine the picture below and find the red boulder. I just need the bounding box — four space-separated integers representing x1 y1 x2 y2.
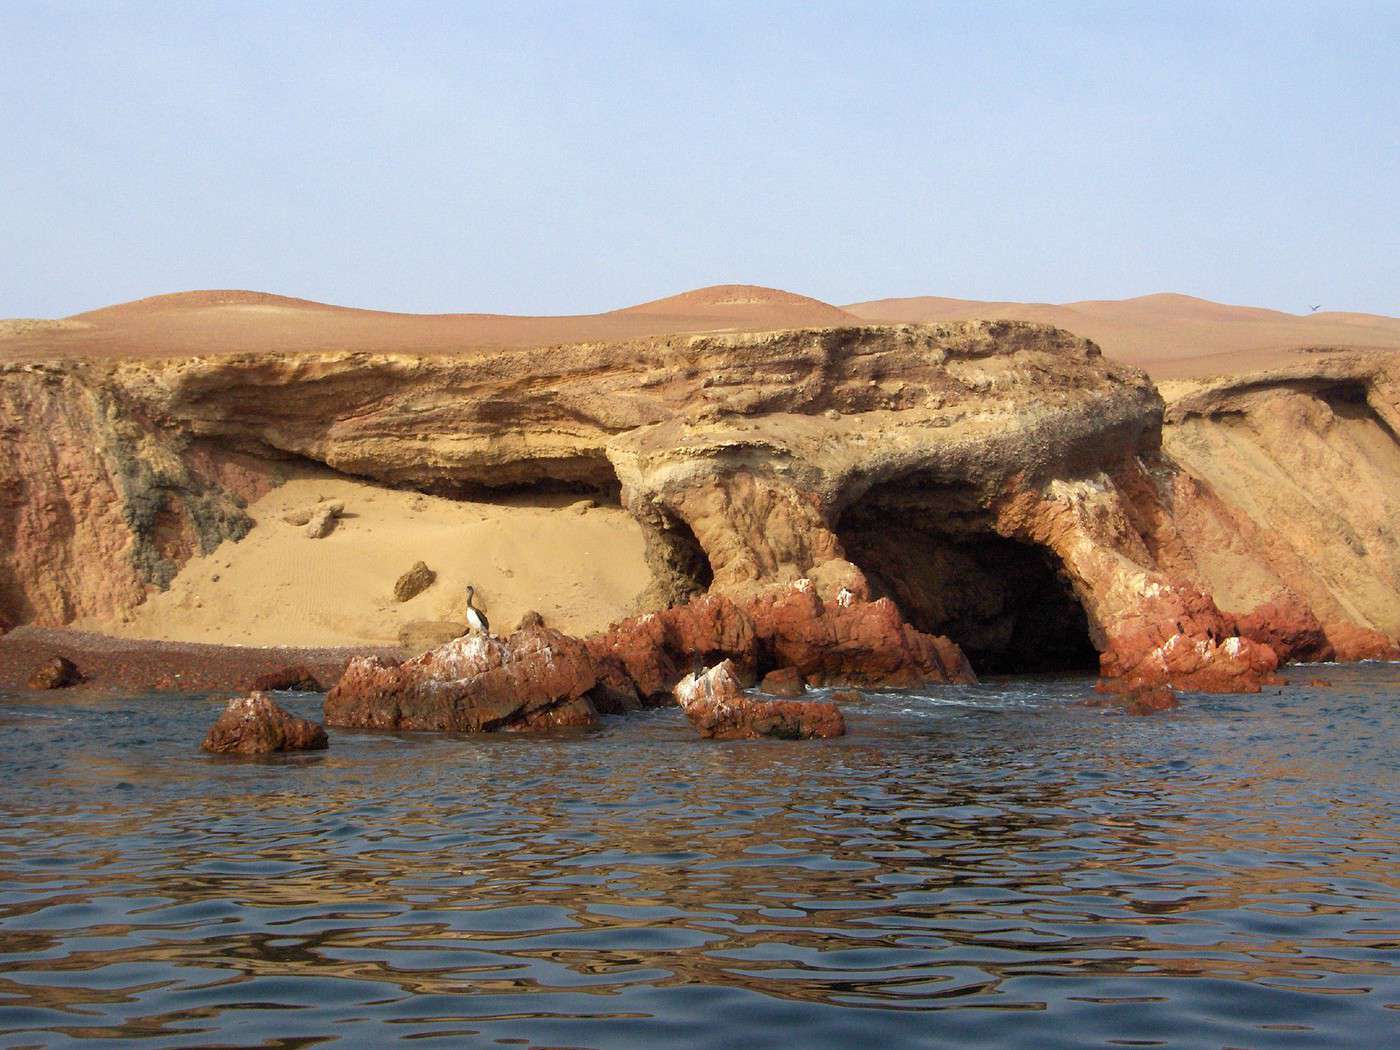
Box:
325 624 599 732
674 660 846 740
201 692 329 753
27 656 82 690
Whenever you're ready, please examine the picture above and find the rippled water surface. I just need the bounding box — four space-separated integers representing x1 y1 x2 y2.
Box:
1 666 1397 1048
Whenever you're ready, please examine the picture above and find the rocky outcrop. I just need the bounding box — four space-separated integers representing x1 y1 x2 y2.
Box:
26 655 82 689
674 660 845 740
3 320 1397 694
201 692 329 753
326 624 599 732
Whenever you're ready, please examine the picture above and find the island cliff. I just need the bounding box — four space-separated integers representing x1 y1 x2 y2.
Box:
3 309 1397 702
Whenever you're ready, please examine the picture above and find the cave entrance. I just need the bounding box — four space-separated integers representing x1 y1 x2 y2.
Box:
838 493 1099 675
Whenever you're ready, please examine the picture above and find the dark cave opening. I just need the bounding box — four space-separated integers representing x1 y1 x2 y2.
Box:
838 497 1100 676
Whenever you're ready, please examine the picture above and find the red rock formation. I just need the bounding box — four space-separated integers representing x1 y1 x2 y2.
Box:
747 584 975 687
585 594 759 701
325 624 599 732
1234 593 1335 664
674 660 845 740
759 666 806 696
587 587 973 702
201 692 329 753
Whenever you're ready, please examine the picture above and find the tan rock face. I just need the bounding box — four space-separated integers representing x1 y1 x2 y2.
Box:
201 693 328 754
3 321 1397 694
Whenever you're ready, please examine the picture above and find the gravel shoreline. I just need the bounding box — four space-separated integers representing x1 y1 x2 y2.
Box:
0 626 399 694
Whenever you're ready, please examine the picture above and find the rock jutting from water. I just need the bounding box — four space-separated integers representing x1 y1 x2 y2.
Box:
201 692 329 754
326 623 602 732
674 660 845 740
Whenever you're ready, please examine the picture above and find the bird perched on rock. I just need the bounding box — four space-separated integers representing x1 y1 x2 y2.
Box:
465 585 490 636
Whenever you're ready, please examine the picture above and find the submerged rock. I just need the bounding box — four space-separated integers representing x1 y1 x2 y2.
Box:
674 660 845 740
201 692 329 753
1083 683 1179 715
26 655 82 689
326 623 599 733
393 561 436 602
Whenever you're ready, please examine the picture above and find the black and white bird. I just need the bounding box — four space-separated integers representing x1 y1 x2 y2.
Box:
465 585 490 636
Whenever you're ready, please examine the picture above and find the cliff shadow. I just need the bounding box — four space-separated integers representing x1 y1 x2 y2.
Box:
837 481 1099 675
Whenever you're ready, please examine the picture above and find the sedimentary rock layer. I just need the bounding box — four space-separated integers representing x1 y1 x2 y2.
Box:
3 321 1397 693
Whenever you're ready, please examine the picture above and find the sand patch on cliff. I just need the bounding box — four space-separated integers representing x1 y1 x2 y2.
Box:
75 477 652 648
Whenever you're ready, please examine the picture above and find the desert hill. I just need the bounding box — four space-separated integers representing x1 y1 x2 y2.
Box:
0 284 859 363
4 283 1395 378
845 292 1400 378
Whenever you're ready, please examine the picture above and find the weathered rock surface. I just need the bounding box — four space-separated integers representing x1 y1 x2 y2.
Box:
674 660 845 739
26 655 82 689
247 664 324 693
326 624 599 732
393 561 436 603
201 692 329 753
3 317 1398 694
760 666 806 696
304 504 341 538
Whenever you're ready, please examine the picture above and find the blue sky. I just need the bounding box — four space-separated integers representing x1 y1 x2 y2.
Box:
2 1 1396 317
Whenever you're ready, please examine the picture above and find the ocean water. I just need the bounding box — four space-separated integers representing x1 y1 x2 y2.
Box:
0 666 1396 1049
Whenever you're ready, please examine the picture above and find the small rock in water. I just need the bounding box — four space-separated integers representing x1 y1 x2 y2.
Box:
760 666 806 697
675 660 845 740
201 692 329 754
393 561 436 602
829 688 866 704
27 656 83 690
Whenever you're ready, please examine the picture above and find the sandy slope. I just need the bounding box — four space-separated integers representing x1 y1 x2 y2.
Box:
74 477 652 648
0 284 858 362
844 292 1400 377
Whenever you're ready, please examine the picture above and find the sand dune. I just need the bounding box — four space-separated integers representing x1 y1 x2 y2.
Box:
1 284 859 363
844 292 1400 377
3 283 1395 377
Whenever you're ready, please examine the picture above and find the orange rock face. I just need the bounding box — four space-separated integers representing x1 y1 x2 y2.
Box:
674 661 845 740
201 692 329 754
325 624 599 732
587 588 974 702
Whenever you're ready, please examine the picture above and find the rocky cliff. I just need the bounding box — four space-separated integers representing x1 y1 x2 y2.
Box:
2 320 1396 692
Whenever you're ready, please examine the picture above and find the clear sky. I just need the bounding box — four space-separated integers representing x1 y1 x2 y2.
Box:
3 1 1397 318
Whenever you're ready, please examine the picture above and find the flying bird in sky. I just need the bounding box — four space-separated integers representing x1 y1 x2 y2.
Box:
1309 305 1322 312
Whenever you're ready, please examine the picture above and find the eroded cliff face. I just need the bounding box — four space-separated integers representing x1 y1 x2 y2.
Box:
2 323 1396 692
